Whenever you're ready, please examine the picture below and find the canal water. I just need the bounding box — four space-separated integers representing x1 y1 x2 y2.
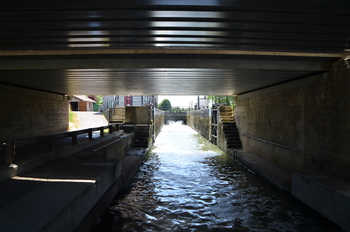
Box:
100 122 340 232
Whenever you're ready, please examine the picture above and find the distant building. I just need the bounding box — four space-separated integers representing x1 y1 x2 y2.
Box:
69 95 96 111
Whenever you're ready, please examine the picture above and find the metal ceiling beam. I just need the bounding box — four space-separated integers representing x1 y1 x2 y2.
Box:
0 49 345 58
0 55 337 72
0 0 349 96
1 0 350 14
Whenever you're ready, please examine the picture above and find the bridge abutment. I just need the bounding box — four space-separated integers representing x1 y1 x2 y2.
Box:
235 58 350 231
235 58 350 179
0 84 69 142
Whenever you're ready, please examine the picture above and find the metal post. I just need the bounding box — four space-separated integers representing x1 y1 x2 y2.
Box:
72 132 77 145
5 142 15 164
88 128 93 140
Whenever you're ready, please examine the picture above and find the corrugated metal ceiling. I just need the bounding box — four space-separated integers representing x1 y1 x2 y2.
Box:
0 0 348 95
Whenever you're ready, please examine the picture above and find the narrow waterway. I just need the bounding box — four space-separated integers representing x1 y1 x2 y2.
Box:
103 123 339 232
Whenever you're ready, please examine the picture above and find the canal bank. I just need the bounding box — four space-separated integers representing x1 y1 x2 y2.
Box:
0 131 151 232
0 105 164 232
186 106 350 231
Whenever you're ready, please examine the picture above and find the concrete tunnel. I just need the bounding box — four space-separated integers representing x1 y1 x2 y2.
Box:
1 0 350 231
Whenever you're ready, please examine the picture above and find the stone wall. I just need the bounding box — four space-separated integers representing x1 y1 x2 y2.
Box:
187 109 211 140
0 84 69 142
235 58 350 178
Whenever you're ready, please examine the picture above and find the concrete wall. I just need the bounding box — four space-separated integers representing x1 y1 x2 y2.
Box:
154 108 164 139
0 84 69 142
125 106 150 124
187 109 211 140
235 58 350 178
164 112 187 124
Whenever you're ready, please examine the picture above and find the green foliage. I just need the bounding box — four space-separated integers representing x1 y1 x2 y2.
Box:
158 99 172 111
87 95 103 105
171 106 189 112
69 109 80 130
208 96 235 106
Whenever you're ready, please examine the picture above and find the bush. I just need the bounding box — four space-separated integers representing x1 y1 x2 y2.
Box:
158 99 172 111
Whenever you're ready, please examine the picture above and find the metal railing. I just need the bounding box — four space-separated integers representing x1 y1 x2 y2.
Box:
3 124 120 164
242 133 300 152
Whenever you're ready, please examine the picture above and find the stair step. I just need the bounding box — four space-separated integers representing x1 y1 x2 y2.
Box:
220 106 233 111
221 118 234 121
222 123 236 126
223 130 238 133
225 129 239 133
227 145 242 149
226 137 240 141
227 141 242 145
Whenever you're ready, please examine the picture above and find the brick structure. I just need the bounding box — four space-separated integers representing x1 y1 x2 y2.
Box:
0 84 69 142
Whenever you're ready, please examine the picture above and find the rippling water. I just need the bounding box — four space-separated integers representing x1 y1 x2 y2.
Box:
103 123 339 232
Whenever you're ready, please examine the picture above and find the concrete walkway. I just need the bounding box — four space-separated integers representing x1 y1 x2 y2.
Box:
74 112 108 129
0 132 147 232
232 149 350 231
292 171 350 232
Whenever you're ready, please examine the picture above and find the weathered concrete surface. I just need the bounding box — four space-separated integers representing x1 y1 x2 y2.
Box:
232 150 291 192
0 84 69 142
120 149 148 191
0 132 127 182
164 112 187 124
186 109 211 141
154 109 164 140
292 171 350 231
235 58 350 179
0 157 121 232
234 58 350 230
0 132 139 232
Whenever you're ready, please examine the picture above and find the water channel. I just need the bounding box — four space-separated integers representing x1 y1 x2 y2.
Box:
98 122 340 232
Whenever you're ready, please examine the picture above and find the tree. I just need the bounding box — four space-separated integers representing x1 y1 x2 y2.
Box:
158 99 172 111
208 96 235 107
87 95 103 105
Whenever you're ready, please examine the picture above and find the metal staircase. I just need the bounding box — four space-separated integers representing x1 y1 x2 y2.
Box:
133 126 150 148
220 106 242 149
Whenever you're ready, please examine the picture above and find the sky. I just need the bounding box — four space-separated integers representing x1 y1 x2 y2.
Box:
158 95 199 108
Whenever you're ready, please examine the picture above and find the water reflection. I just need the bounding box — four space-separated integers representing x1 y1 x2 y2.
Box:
103 124 339 232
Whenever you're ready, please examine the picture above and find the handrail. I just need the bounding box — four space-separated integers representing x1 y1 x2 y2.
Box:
3 124 120 164
242 133 300 152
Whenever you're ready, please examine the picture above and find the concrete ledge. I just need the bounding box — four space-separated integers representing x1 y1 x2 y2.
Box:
0 163 17 182
0 126 144 232
231 150 291 192
292 171 350 231
0 131 125 183
120 148 148 191
0 158 121 232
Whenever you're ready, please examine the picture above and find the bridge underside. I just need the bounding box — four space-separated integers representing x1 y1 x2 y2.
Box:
2 2 350 231
0 52 339 95
0 0 349 95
